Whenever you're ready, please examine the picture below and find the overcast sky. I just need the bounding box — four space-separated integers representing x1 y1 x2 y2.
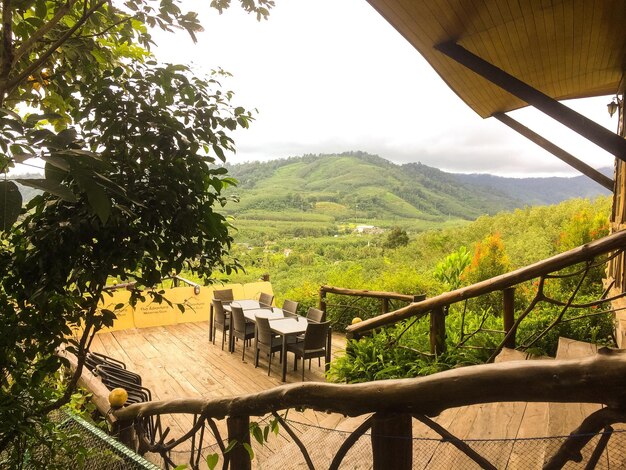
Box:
150 1 617 176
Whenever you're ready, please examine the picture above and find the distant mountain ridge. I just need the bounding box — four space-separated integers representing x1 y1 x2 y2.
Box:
223 152 611 227
453 170 612 205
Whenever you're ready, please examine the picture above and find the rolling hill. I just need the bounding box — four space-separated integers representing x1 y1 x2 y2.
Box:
223 152 610 236
225 152 518 224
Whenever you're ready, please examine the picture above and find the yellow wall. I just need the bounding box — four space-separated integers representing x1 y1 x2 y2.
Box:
96 282 270 332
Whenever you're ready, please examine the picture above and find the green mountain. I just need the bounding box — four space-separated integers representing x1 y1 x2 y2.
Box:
223 152 611 236
223 152 520 233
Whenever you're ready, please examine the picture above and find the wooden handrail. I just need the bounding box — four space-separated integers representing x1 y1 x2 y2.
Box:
320 285 424 302
347 229 626 335
113 348 626 421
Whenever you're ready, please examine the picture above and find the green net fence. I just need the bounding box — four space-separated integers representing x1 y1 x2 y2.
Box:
28 410 160 470
13 410 625 469
152 415 626 469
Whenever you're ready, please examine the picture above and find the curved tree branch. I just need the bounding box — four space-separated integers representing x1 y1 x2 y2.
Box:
7 0 109 93
12 0 80 66
328 415 373 470
487 279 545 362
113 349 626 422
522 262 591 350
543 408 626 470
414 414 497 470
271 412 314 470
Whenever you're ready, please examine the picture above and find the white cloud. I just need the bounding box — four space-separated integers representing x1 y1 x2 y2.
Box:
20 0 618 179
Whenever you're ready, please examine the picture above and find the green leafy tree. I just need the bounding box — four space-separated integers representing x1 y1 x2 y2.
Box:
0 0 274 226
463 233 510 314
0 0 274 464
383 226 409 249
433 246 472 290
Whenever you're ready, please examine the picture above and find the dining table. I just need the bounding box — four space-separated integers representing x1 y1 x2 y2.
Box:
226 300 262 311
267 316 309 382
243 307 285 322
240 306 310 381
211 298 330 381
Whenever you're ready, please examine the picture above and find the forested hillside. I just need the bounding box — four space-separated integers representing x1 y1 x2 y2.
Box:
223 152 611 241
224 152 520 224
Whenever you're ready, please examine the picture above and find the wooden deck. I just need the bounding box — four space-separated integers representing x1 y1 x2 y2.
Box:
90 321 350 467
91 327 625 468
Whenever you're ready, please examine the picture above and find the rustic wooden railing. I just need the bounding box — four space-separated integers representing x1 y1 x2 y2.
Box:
318 285 425 320
346 229 626 358
67 347 626 469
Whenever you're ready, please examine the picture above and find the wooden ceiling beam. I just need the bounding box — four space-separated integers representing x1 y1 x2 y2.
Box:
435 41 626 163
493 113 614 192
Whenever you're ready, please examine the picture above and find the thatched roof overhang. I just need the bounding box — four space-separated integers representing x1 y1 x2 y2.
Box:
366 0 626 171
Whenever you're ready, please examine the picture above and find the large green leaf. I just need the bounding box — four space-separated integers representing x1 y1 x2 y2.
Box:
0 180 22 230
73 169 111 224
15 178 76 202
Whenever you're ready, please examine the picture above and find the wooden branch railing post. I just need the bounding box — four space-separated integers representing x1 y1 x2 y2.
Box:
382 298 389 314
430 306 446 355
371 413 412 470
226 415 251 470
503 287 516 348
319 287 327 316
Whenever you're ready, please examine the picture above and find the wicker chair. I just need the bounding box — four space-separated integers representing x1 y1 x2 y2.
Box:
282 299 299 317
213 288 234 303
231 305 256 360
287 321 330 381
306 307 325 323
212 299 230 350
259 292 274 308
254 316 283 376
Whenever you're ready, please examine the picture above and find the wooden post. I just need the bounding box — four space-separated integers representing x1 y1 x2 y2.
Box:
112 419 139 452
371 413 412 470
429 306 446 355
503 288 516 349
209 303 214 342
326 325 332 372
319 287 327 314
226 415 251 470
382 297 389 314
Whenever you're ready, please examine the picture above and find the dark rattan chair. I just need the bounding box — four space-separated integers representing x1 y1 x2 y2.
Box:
231 305 256 360
294 307 326 343
212 299 230 350
282 299 299 317
259 292 274 308
287 321 330 381
254 316 283 376
305 306 325 323
213 288 234 303
209 289 234 342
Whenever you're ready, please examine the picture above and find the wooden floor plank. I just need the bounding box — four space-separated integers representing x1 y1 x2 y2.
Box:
545 337 604 467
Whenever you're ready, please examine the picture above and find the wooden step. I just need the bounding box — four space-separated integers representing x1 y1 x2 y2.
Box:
544 337 604 467
421 347 551 469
